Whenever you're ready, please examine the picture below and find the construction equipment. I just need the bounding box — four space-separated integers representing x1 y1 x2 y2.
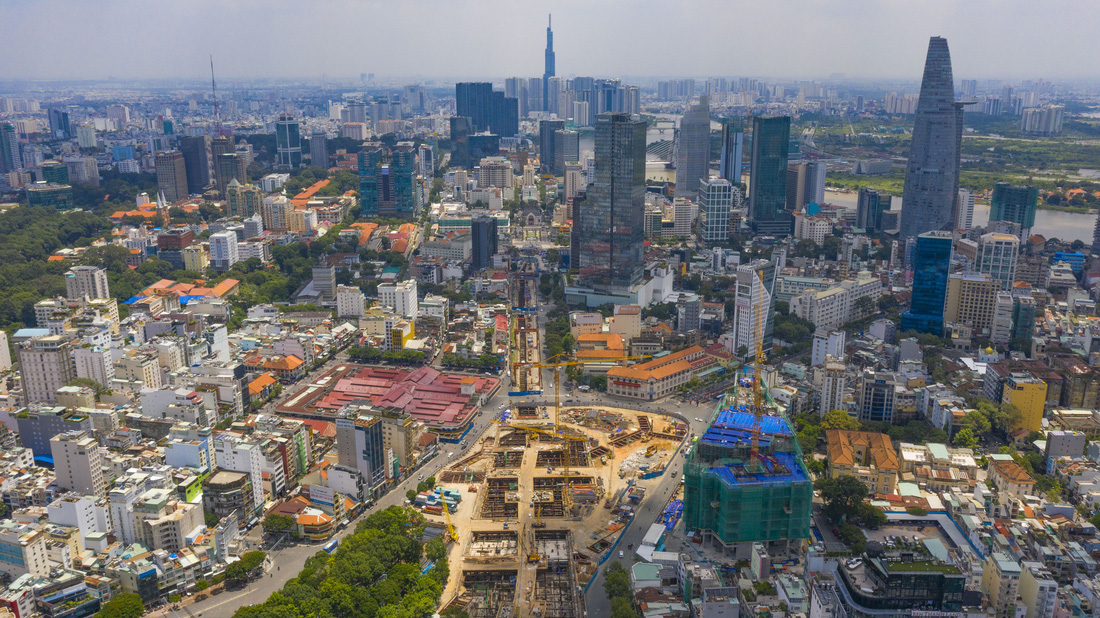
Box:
524 353 652 510
533 503 546 528
750 270 768 472
645 445 659 457
443 501 458 543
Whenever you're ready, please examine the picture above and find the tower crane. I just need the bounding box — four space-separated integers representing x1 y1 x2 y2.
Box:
512 352 652 510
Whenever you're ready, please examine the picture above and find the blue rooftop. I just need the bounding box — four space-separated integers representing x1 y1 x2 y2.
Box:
699 407 793 449
122 296 145 305
13 328 50 339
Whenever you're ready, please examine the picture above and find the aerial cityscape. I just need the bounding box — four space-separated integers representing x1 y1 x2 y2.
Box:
4 3 1100 618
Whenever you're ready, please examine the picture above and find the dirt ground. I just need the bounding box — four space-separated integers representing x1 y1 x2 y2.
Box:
421 404 688 615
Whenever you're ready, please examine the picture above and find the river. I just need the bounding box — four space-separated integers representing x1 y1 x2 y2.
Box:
823 190 1095 243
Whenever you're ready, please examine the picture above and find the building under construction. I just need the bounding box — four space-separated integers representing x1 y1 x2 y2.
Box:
682 401 813 558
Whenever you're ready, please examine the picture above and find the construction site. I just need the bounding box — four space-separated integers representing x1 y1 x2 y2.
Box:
681 388 813 559
427 401 688 617
418 265 688 616
682 280 813 560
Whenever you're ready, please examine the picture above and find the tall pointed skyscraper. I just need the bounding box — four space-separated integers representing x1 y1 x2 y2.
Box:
544 15 555 114
899 37 966 240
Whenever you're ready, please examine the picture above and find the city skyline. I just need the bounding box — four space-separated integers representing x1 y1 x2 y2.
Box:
2 0 1097 82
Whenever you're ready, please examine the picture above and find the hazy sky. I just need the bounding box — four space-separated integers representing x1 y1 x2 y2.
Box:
2 0 1095 82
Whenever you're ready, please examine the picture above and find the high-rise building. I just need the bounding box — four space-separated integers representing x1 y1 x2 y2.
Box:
674 95 710 199
64 266 109 300
215 152 247 196
784 161 826 212
544 15 555 112
347 100 367 124
312 260 336 303
732 257 777 359
336 412 387 491
0 123 20 173
336 284 365 319
17 335 76 405
154 150 188 203
855 188 890 233
944 273 1000 338
47 108 70 139
748 116 792 235
275 114 302 168
858 370 898 423
178 135 211 194
901 231 953 334
75 124 97 149
449 116 472 169
553 129 579 176
699 176 732 243
819 357 847 416
456 82 518 136
563 162 584 201
955 188 975 231
209 231 240 273
261 195 292 232
225 180 263 218
357 142 417 218
50 432 106 496
899 37 965 239
378 279 418 318
539 120 564 174
574 113 646 291
471 214 498 272
989 183 1038 240
719 116 745 184
309 129 328 168
975 233 1019 291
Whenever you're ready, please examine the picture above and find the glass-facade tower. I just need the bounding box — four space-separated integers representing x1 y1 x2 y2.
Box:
899 37 965 240
901 231 953 334
575 113 646 291
749 116 792 235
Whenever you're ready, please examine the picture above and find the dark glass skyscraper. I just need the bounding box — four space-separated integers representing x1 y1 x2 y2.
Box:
856 188 890 233
544 15 555 112
899 37 966 240
719 116 745 184
674 95 710 199
456 83 518 136
575 113 646 290
900 231 953 334
989 183 1038 237
748 116 792 235
1 123 21 173
539 120 564 174
47 108 70 139
471 214 499 272
358 142 416 218
178 135 211 194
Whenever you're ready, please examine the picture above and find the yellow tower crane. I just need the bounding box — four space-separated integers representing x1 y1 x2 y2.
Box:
519 353 653 509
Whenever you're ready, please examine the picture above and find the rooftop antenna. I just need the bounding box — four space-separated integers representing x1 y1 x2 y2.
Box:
210 55 221 135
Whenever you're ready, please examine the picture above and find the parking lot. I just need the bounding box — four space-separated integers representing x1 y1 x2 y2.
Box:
862 521 958 551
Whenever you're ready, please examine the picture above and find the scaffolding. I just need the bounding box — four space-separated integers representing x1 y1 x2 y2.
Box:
480 477 520 519
682 401 813 549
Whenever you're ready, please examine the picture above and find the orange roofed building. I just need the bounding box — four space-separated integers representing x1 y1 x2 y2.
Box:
604 345 711 401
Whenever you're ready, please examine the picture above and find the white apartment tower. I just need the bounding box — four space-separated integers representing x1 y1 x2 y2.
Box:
976 233 1019 291
50 432 106 496
64 266 110 300
379 280 418 319
209 231 240 273
336 284 366 319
